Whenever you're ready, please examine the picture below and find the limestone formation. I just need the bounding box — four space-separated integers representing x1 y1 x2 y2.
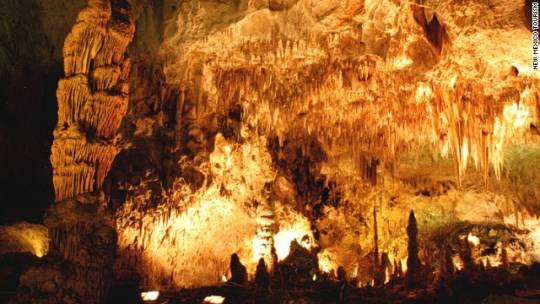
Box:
229 253 248 286
5 0 540 302
51 0 134 202
24 0 136 303
255 258 270 291
406 210 421 288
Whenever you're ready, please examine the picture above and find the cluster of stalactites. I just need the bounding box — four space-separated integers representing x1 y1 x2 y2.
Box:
433 79 537 185
208 55 538 185
167 2 539 187
51 0 135 201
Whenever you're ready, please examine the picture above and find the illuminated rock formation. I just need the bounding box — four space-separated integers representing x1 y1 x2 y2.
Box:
9 0 540 301
0 223 48 258
51 0 134 202
18 1 135 303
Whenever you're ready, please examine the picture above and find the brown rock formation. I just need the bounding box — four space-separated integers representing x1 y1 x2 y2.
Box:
18 1 135 303
51 0 134 202
229 253 248 286
255 258 270 291
406 210 422 288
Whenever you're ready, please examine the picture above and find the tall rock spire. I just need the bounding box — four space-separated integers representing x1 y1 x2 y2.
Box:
406 210 421 288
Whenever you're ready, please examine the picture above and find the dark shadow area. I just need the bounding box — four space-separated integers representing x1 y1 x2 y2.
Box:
0 0 83 224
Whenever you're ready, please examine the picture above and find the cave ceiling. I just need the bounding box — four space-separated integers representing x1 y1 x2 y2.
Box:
134 0 540 184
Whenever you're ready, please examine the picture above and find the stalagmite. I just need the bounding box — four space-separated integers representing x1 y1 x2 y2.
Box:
51 0 134 202
393 259 403 279
380 252 392 284
5 0 540 302
460 238 475 271
337 266 347 283
229 253 248 286
439 245 454 279
373 206 383 286
255 258 270 291
406 210 421 288
501 242 509 268
33 0 136 303
254 184 277 267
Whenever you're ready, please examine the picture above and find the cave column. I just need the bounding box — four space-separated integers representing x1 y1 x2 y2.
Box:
42 0 135 303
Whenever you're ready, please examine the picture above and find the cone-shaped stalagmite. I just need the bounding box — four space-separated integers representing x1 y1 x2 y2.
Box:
439 244 454 279
28 1 136 303
373 206 384 286
406 210 421 288
460 238 475 271
393 259 403 279
380 252 392 284
255 258 270 290
229 253 248 286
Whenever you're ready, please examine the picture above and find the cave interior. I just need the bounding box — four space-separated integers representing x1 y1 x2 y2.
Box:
1 0 540 303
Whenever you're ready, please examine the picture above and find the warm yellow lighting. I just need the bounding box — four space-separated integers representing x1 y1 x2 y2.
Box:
273 220 313 261
467 233 480 246
1 223 49 258
503 102 529 129
401 257 408 274
415 83 433 103
393 56 412 69
117 133 320 288
203 295 225 304
452 255 464 271
317 250 337 273
141 291 159 301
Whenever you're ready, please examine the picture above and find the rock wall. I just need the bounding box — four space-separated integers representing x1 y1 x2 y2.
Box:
109 0 540 290
5 0 540 298
0 0 85 224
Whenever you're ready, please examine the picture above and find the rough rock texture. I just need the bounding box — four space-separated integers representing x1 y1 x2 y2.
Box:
51 0 135 201
105 0 540 290
39 196 117 303
406 211 421 288
4 0 540 299
0 223 49 257
16 0 135 303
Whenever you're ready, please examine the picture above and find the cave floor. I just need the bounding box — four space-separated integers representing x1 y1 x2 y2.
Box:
150 284 540 304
